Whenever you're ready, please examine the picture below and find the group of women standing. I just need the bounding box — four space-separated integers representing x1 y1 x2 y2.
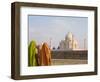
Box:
28 40 51 66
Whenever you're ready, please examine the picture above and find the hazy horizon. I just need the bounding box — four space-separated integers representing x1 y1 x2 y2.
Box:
28 15 88 49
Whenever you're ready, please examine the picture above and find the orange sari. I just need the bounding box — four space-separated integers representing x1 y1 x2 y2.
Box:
39 43 51 66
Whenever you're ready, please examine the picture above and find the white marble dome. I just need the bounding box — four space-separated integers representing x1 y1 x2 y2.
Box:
65 32 73 41
59 32 79 50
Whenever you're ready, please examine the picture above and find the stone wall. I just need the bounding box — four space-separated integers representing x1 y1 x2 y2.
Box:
51 50 87 60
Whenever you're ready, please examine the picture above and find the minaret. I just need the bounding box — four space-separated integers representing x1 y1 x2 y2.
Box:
72 34 74 49
49 38 52 49
84 38 86 50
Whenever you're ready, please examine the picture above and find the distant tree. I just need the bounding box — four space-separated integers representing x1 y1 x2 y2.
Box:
57 46 60 49
52 47 55 50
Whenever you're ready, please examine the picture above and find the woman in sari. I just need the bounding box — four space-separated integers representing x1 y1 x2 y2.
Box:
39 42 51 66
36 45 41 66
28 40 38 66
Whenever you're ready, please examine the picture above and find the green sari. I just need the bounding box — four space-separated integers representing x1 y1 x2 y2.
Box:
28 40 38 66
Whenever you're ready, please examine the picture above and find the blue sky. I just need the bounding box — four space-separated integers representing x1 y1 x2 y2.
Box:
28 15 88 49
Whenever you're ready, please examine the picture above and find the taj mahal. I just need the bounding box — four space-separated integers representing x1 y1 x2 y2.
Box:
59 32 79 50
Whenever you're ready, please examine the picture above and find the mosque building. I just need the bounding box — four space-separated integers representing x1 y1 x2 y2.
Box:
59 32 79 50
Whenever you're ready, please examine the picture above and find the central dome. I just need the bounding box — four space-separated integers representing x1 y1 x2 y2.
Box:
65 32 73 40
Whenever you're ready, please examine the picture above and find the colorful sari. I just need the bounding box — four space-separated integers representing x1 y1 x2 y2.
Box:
40 43 51 66
28 40 38 66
